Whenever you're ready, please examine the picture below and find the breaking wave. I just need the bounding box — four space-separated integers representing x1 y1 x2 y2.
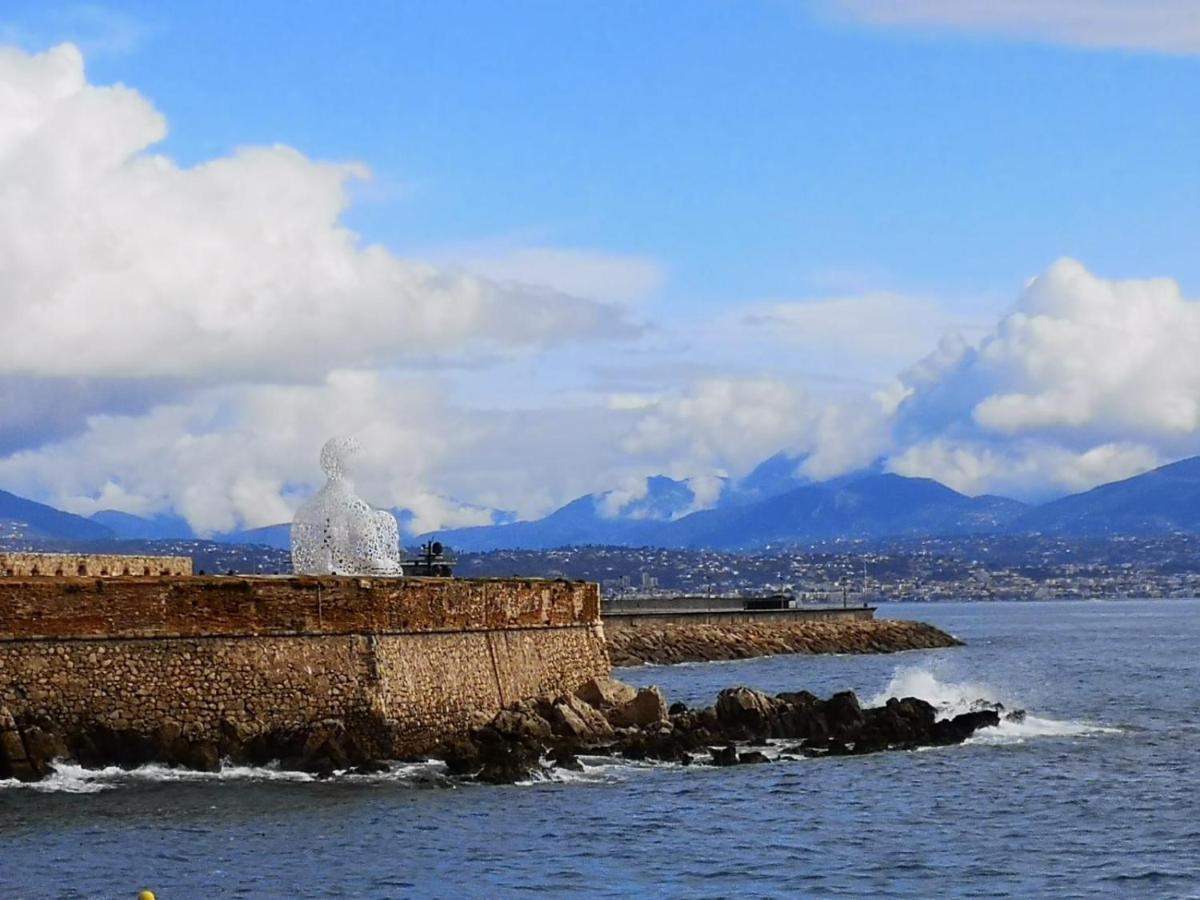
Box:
1 755 682 794
870 666 1120 743
0 760 454 794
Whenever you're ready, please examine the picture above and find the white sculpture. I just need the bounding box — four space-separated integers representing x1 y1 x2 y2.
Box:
291 437 404 575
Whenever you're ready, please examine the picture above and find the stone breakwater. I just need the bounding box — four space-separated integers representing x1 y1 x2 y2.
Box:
605 618 962 667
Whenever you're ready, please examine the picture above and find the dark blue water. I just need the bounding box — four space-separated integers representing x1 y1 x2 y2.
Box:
4 600 1199 898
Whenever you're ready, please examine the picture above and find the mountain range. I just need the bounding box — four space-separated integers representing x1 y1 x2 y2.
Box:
5 454 1200 552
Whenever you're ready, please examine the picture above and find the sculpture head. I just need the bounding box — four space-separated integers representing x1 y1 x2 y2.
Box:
319 436 361 481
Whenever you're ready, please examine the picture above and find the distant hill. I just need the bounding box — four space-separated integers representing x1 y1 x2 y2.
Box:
1018 457 1200 535
9 454 1200 553
0 490 113 542
657 474 1026 550
213 523 292 550
426 494 666 552
426 471 1028 552
91 510 195 540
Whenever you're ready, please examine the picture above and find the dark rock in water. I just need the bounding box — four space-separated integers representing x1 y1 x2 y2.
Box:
458 724 546 784
0 706 47 781
403 680 1002 783
825 691 866 737
235 718 380 775
715 687 777 739
439 736 484 777
709 744 739 766
1006 709 1027 723
799 737 853 757
1 674 1005 785
932 710 1001 745
549 746 584 772
16 724 65 776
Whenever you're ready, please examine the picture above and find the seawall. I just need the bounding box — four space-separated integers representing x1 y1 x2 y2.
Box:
602 606 876 629
0 575 609 768
606 617 961 667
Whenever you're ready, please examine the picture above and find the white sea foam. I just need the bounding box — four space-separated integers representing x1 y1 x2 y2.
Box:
870 665 1120 744
515 754 679 786
0 759 453 793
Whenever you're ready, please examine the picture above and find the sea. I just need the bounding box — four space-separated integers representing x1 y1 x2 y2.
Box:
3 599 1199 898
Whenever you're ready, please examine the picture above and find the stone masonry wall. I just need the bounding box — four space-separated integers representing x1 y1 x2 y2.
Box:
0 576 609 757
0 553 193 578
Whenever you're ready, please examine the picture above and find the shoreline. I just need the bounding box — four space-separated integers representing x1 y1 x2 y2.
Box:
604 618 961 667
2 676 1002 785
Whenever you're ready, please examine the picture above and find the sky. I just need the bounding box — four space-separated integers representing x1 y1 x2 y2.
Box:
0 0 1198 533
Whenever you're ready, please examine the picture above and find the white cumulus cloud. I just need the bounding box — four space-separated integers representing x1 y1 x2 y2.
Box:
0 44 631 383
888 259 1200 497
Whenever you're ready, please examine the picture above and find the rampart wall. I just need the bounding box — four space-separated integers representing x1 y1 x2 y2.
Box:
0 553 193 578
0 576 609 757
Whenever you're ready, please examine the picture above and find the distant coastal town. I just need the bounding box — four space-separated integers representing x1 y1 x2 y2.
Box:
6 532 1200 603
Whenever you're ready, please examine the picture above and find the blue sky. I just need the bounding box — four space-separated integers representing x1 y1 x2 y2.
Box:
19 1 1199 300
0 1 1198 529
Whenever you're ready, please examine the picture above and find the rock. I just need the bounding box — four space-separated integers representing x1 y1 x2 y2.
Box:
932 709 1000 745
439 736 483 776
738 751 770 765
470 725 546 784
824 691 865 737
0 707 42 781
18 724 66 770
177 741 221 772
715 687 777 738
575 676 638 710
607 686 669 729
549 694 614 742
709 744 739 766
549 746 584 771
548 702 596 742
492 705 554 743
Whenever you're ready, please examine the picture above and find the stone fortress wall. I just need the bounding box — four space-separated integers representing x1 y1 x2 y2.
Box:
0 552 193 578
0 573 609 756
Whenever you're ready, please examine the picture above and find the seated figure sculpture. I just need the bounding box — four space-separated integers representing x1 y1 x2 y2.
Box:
291 437 404 575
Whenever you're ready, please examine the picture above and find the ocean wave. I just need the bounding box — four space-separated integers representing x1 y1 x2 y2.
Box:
869 665 1120 743
0 759 454 794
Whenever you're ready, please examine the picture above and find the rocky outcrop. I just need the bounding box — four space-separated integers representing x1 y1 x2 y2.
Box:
434 682 1002 784
0 678 1006 785
0 708 394 781
605 618 961 667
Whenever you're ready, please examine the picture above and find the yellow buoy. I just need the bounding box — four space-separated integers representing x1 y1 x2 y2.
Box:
137 892 156 900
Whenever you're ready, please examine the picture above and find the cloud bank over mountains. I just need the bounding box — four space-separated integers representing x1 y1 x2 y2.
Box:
0 43 1197 533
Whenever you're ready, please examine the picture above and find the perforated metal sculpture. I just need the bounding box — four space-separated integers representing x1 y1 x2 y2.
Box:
291 437 403 575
